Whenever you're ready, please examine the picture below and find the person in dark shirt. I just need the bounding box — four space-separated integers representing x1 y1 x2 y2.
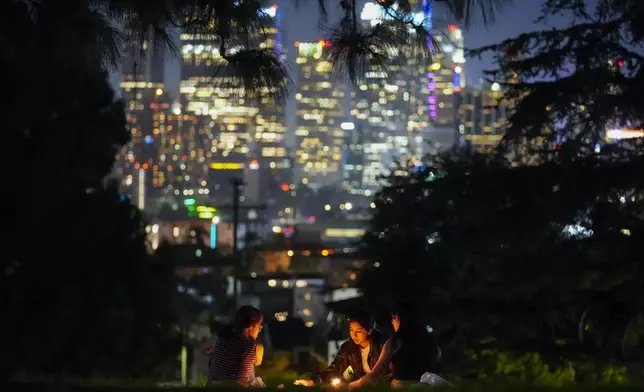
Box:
209 306 264 386
348 301 440 389
295 309 391 386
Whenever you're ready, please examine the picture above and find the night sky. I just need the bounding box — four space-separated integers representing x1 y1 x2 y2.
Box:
110 1 558 95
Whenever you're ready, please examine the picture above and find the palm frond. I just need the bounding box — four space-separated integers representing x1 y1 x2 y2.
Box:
62 5 127 70
446 0 512 26
325 24 371 83
89 10 127 69
177 3 215 37
97 0 179 63
213 48 293 102
230 1 275 49
48 5 127 72
326 18 438 83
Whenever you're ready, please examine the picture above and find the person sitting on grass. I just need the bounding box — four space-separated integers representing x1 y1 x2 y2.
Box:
209 306 265 387
348 301 440 389
294 309 391 387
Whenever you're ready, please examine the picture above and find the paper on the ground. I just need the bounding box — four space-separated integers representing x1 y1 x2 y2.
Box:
420 372 452 386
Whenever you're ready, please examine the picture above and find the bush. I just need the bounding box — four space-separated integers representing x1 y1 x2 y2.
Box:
442 349 637 386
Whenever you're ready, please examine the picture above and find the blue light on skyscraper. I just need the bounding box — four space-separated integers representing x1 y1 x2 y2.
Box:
423 0 436 122
274 5 283 57
422 0 433 30
210 223 217 249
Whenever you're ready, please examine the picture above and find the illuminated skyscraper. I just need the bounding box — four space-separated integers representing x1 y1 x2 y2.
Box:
454 52 550 160
356 1 427 161
346 0 463 194
294 40 346 188
342 122 366 192
179 5 286 203
412 0 464 151
117 37 166 210
456 82 509 152
158 104 214 200
433 28 464 127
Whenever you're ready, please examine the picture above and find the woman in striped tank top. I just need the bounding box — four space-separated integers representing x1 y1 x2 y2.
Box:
209 306 264 386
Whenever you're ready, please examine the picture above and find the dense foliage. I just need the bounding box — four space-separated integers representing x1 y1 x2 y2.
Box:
359 0 644 384
2 0 182 382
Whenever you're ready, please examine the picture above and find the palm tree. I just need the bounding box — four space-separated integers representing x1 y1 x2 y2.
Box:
11 0 510 101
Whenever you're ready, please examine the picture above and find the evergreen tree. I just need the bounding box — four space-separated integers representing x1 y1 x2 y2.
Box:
360 0 644 382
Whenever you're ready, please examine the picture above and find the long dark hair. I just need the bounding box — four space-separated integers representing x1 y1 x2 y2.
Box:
347 309 375 331
233 305 263 332
219 306 263 338
391 301 438 369
391 301 426 342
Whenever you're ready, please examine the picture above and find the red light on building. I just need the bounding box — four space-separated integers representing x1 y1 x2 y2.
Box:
280 183 290 192
448 24 458 31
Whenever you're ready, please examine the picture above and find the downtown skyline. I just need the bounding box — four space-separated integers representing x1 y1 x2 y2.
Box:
109 0 554 96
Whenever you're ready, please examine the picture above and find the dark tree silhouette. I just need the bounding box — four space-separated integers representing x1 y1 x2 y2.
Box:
2 0 181 382
360 0 644 383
